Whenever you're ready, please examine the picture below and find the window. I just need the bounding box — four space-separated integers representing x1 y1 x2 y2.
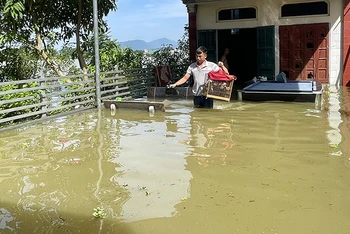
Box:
218 7 257 21
281 1 328 17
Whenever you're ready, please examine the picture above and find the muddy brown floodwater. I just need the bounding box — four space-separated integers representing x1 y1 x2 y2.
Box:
0 86 349 234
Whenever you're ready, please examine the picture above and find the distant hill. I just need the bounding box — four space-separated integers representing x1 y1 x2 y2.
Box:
119 38 177 50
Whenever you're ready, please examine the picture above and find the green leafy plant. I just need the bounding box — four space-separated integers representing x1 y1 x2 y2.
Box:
0 83 42 126
93 207 107 219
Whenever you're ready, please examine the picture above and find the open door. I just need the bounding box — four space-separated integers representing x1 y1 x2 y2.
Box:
257 26 275 80
197 30 217 63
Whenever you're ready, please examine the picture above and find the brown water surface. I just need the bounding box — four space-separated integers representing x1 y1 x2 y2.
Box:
0 87 350 234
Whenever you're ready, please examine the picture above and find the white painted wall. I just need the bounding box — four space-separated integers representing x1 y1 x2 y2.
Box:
194 0 342 84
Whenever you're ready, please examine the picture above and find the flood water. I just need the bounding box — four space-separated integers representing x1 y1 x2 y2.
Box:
0 86 350 234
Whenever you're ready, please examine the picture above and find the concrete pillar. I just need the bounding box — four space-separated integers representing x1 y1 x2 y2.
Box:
187 4 197 63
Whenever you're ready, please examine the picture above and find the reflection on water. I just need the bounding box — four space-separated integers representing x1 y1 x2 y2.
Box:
326 86 343 156
106 109 192 222
0 88 350 234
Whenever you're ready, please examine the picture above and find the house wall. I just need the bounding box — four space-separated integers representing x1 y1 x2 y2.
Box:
194 0 342 85
344 0 350 86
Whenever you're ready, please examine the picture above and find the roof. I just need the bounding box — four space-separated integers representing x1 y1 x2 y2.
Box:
182 0 220 4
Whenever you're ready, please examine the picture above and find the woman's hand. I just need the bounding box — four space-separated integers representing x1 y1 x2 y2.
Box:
218 61 229 74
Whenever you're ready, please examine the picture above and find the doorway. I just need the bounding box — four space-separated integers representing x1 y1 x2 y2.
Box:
218 28 257 85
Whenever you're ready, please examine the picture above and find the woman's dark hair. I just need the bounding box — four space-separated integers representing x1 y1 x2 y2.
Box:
196 46 207 54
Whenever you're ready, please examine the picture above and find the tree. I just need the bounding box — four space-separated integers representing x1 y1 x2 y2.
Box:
53 44 81 75
0 0 117 77
60 0 117 78
118 47 144 70
142 25 189 68
82 32 122 72
0 46 42 81
81 32 144 72
177 24 190 64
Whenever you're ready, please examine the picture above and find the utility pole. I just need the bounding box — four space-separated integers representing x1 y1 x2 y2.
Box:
93 0 101 107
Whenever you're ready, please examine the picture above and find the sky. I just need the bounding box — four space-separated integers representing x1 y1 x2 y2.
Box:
105 0 188 43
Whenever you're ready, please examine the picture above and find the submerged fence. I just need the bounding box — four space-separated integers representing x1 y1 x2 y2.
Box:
0 68 152 130
0 65 186 131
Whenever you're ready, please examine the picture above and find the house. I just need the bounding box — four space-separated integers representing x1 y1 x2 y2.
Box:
181 0 350 86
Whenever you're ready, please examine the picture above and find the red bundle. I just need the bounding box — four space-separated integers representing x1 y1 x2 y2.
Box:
208 69 237 81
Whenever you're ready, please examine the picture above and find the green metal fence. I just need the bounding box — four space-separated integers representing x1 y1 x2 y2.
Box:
0 65 188 131
0 67 157 131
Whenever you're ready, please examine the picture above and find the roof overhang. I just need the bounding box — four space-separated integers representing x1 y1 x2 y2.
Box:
182 0 222 4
